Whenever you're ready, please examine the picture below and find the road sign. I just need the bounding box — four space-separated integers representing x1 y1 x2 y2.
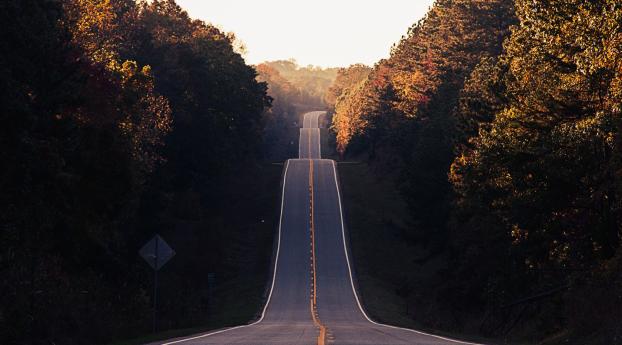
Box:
139 234 175 271
139 234 175 333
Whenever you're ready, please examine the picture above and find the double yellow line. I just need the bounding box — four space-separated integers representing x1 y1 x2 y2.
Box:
308 130 327 345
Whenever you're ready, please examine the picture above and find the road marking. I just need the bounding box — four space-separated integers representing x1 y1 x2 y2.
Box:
159 160 292 345
315 112 322 159
300 111 325 159
298 128 304 158
317 128 321 159
329 160 484 345
306 111 327 345
308 127 312 159
309 158 327 345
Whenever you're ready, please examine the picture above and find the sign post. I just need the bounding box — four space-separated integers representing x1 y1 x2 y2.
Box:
139 234 175 333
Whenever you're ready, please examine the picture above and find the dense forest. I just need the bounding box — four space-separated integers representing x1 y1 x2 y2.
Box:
1 0 281 344
329 0 621 343
260 59 338 110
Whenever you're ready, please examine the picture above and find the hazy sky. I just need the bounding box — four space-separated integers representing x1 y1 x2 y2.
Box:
176 0 436 68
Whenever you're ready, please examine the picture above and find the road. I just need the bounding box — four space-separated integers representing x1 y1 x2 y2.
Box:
154 111 482 345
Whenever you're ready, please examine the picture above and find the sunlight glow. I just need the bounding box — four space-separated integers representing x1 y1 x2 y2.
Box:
175 0 436 67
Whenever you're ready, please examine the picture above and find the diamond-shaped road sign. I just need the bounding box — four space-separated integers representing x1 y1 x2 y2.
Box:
139 234 175 271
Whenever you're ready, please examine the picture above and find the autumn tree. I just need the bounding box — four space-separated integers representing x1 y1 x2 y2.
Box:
449 1 622 340
261 59 338 108
332 0 516 239
255 63 300 159
325 63 372 109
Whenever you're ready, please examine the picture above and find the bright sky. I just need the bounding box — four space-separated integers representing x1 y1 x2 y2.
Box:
176 0 436 68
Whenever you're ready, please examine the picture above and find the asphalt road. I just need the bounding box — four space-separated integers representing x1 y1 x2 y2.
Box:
299 128 321 159
154 111 481 345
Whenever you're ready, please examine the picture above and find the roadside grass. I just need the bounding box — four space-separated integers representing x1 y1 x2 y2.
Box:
539 329 617 345
320 127 338 160
337 160 493 344
336 161 418 324
318 112 338 160
110 162 283 345
111 325 218 345
112 269 272 345
319 119 491 343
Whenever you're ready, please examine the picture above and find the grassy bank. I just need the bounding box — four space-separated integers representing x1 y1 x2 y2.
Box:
337 160 492 344
111 162 284 345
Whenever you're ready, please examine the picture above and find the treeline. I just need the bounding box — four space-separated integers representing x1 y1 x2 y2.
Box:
325 63 373 155
256 60 338 159
1 0 277 344
330 0 621 343
260 59 338 110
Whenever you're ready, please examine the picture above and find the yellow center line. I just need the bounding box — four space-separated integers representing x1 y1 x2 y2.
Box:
308 123 327 345
309 128 312 159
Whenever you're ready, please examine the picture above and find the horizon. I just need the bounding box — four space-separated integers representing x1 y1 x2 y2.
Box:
176 0 436 68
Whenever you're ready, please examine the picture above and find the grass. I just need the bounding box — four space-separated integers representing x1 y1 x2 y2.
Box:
320 128 338 160
110 162 284 345
336 157 492 344
111 326 220 345
333 146 606 345
112 268 276 345
337 162 418 323
318 116 493 343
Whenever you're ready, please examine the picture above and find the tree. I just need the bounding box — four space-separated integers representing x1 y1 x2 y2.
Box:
449 0 622 340
332 0 517 240
0 0 271 343
261 59 338 108
325 64 372 109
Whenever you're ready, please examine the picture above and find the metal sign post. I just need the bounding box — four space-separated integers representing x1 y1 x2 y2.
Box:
139 234 175 333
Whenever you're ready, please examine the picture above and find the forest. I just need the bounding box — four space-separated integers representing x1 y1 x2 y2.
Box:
329 0 621 343
0 0 283 344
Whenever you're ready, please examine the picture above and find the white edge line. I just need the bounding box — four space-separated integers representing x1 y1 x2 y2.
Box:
329 160 485 345
298 129 302 159
315 112 324 159
161 160 291 345
316 128 321 159
312 111 324 159
318 111 326 159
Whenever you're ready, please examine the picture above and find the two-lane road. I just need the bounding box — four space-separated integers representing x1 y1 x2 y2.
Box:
154 111 481 345
299 111 322 159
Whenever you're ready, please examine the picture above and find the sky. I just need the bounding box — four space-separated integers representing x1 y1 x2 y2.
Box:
176 0 436 68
